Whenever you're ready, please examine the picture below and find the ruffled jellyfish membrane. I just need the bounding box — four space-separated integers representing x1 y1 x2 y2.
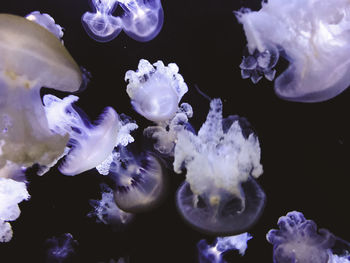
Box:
174 99 265 235
236 0 350 102
267 211 350 263
43 95 138 176
0 14 82 170
25 11 64 42
125 59 188 122
107 148 167 213
82 0 123 42
118 0 164 42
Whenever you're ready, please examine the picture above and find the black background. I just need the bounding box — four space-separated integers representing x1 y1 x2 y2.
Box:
1 0 350 262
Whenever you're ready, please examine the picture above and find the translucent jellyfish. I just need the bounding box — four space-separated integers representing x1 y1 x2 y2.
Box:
82 0 123 42
45 233 78 263
107 148 167 213
125 59 188 122
0 177 30 242
43 94 138 176
82 0 163 42
236 0 350 102
88 184 134 226
25 11 64 42
198 233 252 263
118 0 164 42
267 211 350 263
174 98 265 235
0 14 81 171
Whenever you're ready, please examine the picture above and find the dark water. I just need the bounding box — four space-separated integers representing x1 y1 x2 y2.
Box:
1 0 350 262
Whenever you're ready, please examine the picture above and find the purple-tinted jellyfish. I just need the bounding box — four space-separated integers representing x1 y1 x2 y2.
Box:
82 0 122 42
43 95 137 176
266 211 350 263
45 233 78 263
198 233 252 263
118 0 164 42
236 0 350 102
174 99 265 235
105 148 167 213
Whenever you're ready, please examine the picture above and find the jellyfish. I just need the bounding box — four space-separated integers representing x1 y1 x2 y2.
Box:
25 11 64 42
88 184 134 227
173 98 265 235
82 0 163 42
0 14 81 171
118 0 164 42
198 233 252 263
236 0 350 102
45 233 78 263
267 211 350 263
43 94 138 176
105 148 167 213
82 0 123 42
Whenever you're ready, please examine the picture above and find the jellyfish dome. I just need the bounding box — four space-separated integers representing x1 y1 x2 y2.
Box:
236 0 350 102
125 59 188 123
173 98 265 235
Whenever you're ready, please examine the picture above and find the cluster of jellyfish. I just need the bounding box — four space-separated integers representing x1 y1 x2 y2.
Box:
1 0 350 261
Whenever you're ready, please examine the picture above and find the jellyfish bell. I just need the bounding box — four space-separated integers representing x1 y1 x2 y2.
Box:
173 98 265 235
118 0 164 42
0 14 82 169
111 150 168 213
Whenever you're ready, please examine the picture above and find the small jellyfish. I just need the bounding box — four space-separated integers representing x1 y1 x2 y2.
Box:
236 0 350 102
125 59 188 123
118 0 164 42
0 177 30 242
108 148 167 213
45 233 78 263
198 233 252 263
174 98 265 235
88 184 134 227
267 211 350 263
43 95 138 176
82 0 123 42
0 14 81 171
25 11 64 41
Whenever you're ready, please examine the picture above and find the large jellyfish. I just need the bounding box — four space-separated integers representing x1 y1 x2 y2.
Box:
125 59 192 155
173 98 265 235
43 94 138 176
82 0 163 42
236 0 350 102
0 14 82 170
267 211 350 263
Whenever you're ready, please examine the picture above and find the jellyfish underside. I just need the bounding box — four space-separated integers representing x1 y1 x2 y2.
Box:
176 177 266 235
112 151 167 213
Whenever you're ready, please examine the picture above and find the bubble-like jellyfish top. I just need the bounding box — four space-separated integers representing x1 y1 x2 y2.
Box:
125 59 188 123
267 211 336 263
236 0 350 102
82 0 164 42
174 98 265 235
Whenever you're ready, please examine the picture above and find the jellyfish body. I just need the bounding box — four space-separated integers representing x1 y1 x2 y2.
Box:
236 0 350 102
174 99 265 235
107 148 167 213
266 211 339 263
125 59 188 122
82 0 163 42
0 14 81 170
43 95 137 176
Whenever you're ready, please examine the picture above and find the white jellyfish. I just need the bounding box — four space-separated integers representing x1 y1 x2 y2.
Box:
82 0 163 42
236 0 350 102
173 98 265 235
0 14 81 171
105 148 168 213
43 94 138 176
25 11 64 42
267 211 350 263
45 233 78 263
